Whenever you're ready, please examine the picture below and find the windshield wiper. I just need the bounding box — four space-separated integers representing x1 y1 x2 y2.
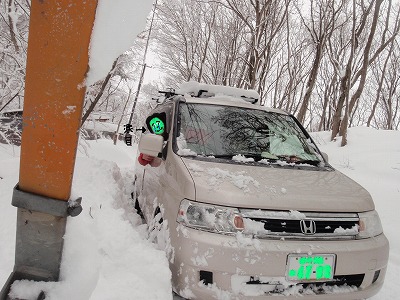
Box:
296 159 323 167
206 154 236 159
208 153 262 160
262 155 322 167
205 153 322 166
236 152 264 160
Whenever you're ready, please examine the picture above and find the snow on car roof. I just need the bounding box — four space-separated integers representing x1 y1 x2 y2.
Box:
177 81 260 103
184 95 289 115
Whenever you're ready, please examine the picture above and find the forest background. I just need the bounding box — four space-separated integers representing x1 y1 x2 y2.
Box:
1 0 399 147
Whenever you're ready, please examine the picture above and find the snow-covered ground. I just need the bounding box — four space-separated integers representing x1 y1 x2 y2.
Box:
0 126 399 299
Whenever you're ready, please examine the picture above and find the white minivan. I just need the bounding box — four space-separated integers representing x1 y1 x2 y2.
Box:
135 82 389 299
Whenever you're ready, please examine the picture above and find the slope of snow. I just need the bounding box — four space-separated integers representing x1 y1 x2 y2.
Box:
311 127 400 300
0 126 399 299
0 140 172 300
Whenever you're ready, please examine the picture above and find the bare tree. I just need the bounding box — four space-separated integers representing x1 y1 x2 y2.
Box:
367 39 394 127
2 0 400 148
331 0 400 145
222 0 290 94
154 0 206 83
295 0 344 124
81 59 119 125
0 0 29 112
377 45 400 129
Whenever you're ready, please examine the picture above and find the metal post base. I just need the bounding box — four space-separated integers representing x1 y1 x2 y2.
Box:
14 208 67 280
0 185 82 300
1 271 47 300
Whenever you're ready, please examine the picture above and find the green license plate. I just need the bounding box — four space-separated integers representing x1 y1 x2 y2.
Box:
286 254 336 282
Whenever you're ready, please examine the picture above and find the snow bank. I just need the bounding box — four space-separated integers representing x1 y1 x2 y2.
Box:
311 127 400 300
0 155 19 287
2 141 172 300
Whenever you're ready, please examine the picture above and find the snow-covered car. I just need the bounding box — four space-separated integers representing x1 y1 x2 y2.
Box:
134 82 389 299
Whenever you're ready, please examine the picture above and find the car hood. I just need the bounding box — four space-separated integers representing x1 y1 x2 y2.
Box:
181 158 374 212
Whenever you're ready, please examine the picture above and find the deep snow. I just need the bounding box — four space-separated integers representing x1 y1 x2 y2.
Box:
2 0 399 297
0 126 399 299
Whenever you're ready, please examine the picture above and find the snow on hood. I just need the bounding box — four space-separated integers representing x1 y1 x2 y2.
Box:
181 158 374 212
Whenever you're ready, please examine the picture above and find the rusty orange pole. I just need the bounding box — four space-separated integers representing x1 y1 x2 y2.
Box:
1 0 98 298
20 0 97 200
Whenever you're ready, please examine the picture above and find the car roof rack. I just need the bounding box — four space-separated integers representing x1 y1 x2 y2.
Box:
156 83 260 104
154 88 184 104
158 88 182 99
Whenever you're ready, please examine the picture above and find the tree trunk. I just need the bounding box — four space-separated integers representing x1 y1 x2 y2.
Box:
297 44 324 124
114 88 132 145
8 0 20 53
331 61 351 141
339 0 383 146
367 44 392 127
81 59 118 125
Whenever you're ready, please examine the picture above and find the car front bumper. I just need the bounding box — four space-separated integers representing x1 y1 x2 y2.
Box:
171 226 389 299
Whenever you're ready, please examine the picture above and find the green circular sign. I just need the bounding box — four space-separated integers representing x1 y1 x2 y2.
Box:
149 117 165 135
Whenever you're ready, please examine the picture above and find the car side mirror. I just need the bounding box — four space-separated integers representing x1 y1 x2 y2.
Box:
139 134 164 157
321 152 329 163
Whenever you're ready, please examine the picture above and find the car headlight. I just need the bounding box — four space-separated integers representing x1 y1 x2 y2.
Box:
177 199 244 234
357 210 383 239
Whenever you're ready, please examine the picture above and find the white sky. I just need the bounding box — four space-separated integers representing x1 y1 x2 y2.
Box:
86 0 154 86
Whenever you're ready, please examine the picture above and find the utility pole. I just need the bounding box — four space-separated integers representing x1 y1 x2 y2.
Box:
1 1 97 299
127 0 158 126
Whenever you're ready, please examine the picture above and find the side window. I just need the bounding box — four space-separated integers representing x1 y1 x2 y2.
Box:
145 102 173 140
146 112 166 135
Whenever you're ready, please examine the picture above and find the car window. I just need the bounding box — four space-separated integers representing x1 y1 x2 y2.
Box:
175 103 321 164
146 102 174 140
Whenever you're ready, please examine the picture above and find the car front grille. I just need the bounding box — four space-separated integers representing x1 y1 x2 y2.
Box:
240 210 359 240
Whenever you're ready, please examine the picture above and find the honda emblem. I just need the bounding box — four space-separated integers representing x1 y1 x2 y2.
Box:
300 219 317 235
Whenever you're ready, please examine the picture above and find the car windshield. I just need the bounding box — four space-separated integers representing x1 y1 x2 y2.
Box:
176 103 321 165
